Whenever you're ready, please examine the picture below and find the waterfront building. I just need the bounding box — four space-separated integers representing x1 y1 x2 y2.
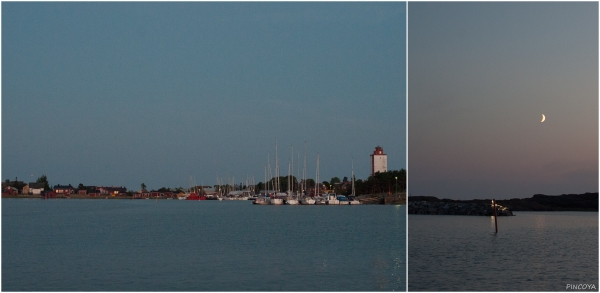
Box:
53 185 74 195
23 183 45 195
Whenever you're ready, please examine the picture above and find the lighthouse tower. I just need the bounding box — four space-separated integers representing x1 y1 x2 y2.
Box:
370 146 387 176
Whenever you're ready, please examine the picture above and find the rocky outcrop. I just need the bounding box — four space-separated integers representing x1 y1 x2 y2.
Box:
408 201 513 216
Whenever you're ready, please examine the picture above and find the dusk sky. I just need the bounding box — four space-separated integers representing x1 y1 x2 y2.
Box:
2 2 406 191
409 2 598 200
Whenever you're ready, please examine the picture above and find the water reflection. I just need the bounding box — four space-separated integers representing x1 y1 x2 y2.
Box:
409 212 598 291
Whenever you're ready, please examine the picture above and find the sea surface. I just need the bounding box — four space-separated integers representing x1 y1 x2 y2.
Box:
2 199 406 291
408 212 598 291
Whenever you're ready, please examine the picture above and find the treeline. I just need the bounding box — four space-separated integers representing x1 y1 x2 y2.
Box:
408 192 598 211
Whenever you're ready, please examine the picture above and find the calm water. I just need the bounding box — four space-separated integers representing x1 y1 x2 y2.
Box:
2 199 406 291
409 212 598 291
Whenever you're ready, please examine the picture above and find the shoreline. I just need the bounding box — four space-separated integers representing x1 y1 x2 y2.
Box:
408 193 598 212
2 192 407 205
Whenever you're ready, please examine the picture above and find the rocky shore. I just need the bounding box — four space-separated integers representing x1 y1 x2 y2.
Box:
357 192 406 205
408 200 513 216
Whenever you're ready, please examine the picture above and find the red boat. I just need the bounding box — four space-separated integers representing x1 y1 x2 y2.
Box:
186 192 206 200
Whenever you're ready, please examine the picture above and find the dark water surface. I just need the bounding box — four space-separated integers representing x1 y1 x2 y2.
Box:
409 212 598 291
2 199 406 291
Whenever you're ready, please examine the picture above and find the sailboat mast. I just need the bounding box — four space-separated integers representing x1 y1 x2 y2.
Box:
352 158 355 196
291 145 293 195
303 141 306 195
316 152 320 197
275 139 279 193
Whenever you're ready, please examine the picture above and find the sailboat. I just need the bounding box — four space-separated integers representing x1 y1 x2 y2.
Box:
270 139 284 205
349 159 361 205
285 158 299 205
314 153 328 205
284 145 299 205
325 157 339 205
299 142 315 205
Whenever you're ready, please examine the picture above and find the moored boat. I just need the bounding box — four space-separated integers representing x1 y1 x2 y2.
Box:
337 195 349 205
186 192 207 200
348 159 361 205
253 197 270 205
300 196 316 205
326 193 340 205
270 197 284 205
285 197 299 205
315 196 327 205
348 195 361 205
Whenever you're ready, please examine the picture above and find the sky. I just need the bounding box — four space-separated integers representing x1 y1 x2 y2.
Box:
2 2 406 191
408 2 598 200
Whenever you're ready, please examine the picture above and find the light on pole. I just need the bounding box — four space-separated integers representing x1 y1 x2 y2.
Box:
395 176 398 195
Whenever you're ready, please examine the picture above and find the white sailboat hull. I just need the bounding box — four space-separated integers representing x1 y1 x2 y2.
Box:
285 199 299 205
300 198 316 205
270 198 284 205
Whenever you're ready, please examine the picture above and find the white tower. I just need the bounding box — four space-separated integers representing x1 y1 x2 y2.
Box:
370 146 387 176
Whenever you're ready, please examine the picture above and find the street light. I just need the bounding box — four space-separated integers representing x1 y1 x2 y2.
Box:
395 176 398 195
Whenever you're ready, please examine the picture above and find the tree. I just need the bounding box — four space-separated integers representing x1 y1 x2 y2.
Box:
36 175 50 191
255 182 264 191
141 183 147 191
77 183 85 191
304 179 315 189
342 177 348 183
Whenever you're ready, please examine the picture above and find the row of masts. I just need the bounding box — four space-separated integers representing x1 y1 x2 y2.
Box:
208 139 355 197
262 140 354 197
214 174 256 197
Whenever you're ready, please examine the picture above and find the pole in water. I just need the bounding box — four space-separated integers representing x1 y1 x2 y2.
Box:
493 198 498 233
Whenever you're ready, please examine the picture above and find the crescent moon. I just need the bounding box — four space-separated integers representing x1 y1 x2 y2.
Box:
541 114 545 122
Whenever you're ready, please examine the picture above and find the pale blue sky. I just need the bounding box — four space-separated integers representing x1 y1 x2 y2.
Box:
409 2 597 200
2 2 406 190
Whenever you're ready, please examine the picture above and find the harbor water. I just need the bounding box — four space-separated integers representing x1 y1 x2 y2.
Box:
2 199 406 291
408 212 598 291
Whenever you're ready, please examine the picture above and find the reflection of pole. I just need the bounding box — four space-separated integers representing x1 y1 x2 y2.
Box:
493 199 498 233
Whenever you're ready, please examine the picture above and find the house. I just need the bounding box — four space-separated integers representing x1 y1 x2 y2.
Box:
98 186 127 195
3 179 25 194
42 190 57 198
78 189 87 195
88 189 101 197
3 186 18 195
203 188 218 197
26 183 46 195
53 185 74 195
